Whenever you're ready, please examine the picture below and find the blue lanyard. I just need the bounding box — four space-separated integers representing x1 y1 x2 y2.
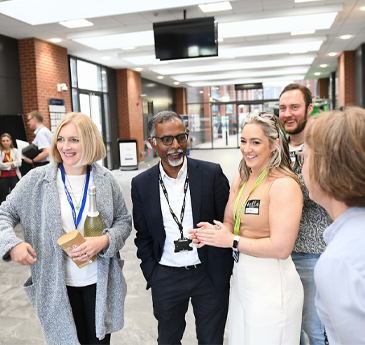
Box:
60 164 91 229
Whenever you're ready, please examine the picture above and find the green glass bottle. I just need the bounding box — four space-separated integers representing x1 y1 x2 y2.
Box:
84 185 104 237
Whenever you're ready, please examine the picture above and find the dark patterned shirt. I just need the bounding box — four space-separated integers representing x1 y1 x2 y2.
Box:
290 144 332 254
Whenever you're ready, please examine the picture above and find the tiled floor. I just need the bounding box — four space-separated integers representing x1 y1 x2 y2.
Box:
0 149 242 345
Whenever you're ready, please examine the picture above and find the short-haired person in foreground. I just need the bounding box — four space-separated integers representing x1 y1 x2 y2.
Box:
131 111 233 344
190 113 304 344
301 107 365 345
0 112 132 344
279 83 331 345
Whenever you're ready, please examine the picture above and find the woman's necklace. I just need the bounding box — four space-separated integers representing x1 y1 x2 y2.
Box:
65 173 86 211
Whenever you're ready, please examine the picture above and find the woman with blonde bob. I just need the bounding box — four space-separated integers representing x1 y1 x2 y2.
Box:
0 112 132 344
190 113 304 344
301 107 365 345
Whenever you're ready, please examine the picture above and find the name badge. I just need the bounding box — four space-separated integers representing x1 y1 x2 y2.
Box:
174 238 193 253
245 199 260 215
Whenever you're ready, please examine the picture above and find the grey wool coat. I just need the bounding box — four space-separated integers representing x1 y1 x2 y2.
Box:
0 162 132 344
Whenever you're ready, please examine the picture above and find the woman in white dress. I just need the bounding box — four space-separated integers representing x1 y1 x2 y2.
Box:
190 113 304 345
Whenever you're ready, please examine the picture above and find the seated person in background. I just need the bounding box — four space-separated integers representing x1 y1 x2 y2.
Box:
190 112 304 345
301 107 365 345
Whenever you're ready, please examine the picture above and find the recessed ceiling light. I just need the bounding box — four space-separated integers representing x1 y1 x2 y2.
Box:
152 57 315 75
320 64 328 68
314 72 321 76
172 67 310 82
199 2 232 13
340 35 352 40
101 70 107 75
291 30 315 36
199 91 204 93
217 37 224 42
174 82 180 85
101 56 111 61
49 38 62 43
135 68 143 72
361 6 365 11
329 52 337 56
121 47 136 50
59 19 93 28
188 75 306 87
157 76 164 79
219 12 338 39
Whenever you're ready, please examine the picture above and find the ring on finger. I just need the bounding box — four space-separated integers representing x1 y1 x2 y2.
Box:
214 225 221 230
85 253 89 259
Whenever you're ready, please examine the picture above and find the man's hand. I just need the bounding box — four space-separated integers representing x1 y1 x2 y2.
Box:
23 157 33 164
9 242 37 265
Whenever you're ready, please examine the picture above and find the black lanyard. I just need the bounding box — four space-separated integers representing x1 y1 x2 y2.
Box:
158 171 189 239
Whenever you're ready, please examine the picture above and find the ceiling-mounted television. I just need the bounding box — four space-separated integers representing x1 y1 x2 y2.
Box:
153 17 218 61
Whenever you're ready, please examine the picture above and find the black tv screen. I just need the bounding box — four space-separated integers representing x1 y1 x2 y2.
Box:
153 17 218 61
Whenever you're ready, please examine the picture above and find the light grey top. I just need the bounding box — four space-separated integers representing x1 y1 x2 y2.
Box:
315 207 365 345
0 162 132 344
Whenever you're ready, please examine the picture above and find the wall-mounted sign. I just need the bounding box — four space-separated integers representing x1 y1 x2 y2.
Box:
118 139 138 170
49 98 64 105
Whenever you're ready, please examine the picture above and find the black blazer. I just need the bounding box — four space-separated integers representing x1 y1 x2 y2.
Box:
131 157 233 292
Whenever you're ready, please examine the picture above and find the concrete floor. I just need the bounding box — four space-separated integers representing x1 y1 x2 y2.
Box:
0 149 243 345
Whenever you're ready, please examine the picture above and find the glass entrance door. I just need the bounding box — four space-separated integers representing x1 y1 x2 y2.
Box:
79 93 104 166
237 103 264 135
211 104 239 148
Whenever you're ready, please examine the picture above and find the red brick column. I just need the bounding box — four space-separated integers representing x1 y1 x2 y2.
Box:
318 78 329 99
18 38 72 142
338 50 355 108
116 69 144 161
175 87 186 115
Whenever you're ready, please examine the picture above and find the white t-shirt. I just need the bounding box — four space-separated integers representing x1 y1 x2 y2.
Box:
57 170 97 287
289 143 305 165
33 125 52 162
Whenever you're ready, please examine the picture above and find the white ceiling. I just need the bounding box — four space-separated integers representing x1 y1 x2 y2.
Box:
1 0 365 89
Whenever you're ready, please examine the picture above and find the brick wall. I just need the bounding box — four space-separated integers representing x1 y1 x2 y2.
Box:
338 50 355 108
116 68 144 161
318 78 329 99
175 87 186 115
18 38 72 142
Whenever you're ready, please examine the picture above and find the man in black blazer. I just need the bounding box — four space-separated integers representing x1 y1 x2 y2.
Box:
131 111 233 345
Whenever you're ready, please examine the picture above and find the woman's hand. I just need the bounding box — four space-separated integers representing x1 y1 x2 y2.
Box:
189 220 234 249
9 242 37 266
71 234 110 262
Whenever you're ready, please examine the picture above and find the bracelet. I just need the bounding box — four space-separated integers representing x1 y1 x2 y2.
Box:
32 159 35 165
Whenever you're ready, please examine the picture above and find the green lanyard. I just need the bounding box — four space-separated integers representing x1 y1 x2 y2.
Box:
5 150 13 162
233 168 268 236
